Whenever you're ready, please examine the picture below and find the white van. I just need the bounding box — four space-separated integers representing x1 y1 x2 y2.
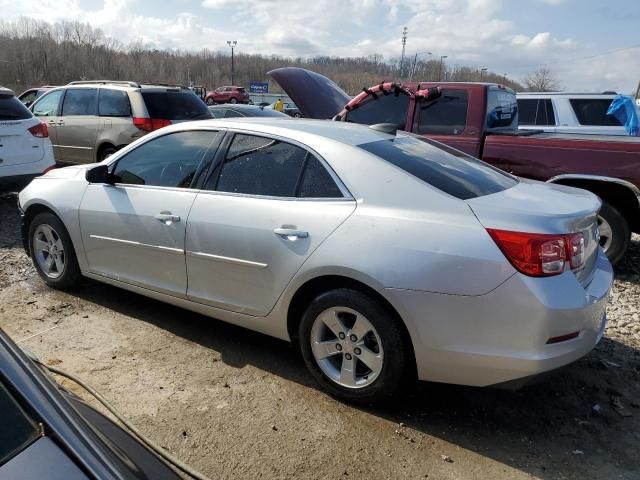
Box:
0 87 55 185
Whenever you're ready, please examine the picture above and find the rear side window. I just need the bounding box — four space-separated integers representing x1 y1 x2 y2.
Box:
569 99 622 126
518 99 555 126
416 89 468 135
32 90 63 117
0 382 39 465
486 88 518 129
345 93 410 129
298 156 343 198
98 89 131 117
0 96 32 120
142 92 211 120
62 88 97 116
214 134 307 197
358 136 517 200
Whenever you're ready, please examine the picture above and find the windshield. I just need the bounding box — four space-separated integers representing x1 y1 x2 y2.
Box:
141 91 211 120
0 96 33 121
358 135 517 200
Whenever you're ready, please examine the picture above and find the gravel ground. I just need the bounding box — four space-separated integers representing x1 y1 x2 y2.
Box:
0 190 639 480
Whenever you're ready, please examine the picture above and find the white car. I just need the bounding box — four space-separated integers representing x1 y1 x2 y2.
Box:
517 92 639 136
0 87 55 184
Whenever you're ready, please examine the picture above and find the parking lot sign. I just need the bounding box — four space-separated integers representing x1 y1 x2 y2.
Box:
250 81 269 94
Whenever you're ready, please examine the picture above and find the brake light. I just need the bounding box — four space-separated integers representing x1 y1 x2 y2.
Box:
133 117 172 132
28 122 48 138
487 229 585 277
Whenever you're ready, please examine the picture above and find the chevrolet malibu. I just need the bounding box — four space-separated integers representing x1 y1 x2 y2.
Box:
18 118 613 403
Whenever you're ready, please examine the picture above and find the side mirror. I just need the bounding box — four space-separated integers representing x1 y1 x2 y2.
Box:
86 164 114 184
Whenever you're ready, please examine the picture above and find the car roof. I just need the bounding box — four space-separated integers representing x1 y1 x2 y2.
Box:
167 117 396 146
517 92 617 98
209 104 267 110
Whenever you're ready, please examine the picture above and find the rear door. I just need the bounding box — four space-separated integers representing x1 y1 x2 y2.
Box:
186 132 355 316
79 129 222 296
57 88 99 163
0 94 45 171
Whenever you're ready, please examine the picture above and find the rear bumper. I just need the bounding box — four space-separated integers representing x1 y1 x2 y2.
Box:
384 249 613 386
0 151 55 183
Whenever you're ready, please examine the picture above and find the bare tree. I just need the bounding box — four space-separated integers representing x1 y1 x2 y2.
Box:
524 66 561 92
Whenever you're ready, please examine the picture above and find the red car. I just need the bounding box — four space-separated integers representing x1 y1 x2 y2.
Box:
269 67 640 264
204 86 249 105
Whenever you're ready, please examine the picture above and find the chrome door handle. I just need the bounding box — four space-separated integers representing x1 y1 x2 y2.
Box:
274 227 308 239
154 212 181 224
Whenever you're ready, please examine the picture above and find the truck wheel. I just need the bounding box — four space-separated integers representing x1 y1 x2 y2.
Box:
598 202 630 265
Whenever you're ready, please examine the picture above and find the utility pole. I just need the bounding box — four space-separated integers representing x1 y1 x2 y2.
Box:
439 55 447 81
502 73 508 85
400 27 408 78
227 40 237 85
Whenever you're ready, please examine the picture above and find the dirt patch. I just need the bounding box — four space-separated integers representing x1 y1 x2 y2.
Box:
0 194 638 480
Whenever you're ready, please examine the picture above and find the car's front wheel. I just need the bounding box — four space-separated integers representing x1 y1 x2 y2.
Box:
299 288 408 403
206 97 215 105
29 212 82 289
229 98 237 104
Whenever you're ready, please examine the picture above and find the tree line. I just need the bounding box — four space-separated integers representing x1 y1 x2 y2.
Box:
0 17 525 95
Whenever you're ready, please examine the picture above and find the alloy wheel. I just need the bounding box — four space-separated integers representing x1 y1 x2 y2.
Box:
309 306 384 389
597 214 613 254
33 224 65 279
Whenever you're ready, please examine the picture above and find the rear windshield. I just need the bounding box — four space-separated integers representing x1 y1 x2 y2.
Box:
358 135 517 200
141 91 211 120
0 96 33 121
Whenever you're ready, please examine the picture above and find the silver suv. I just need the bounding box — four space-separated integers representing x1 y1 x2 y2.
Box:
29 81 211 164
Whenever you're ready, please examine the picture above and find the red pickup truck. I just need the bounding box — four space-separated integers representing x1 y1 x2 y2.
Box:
269 68 640 264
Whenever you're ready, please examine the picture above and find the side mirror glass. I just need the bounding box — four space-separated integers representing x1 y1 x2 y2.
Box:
85 164 114 184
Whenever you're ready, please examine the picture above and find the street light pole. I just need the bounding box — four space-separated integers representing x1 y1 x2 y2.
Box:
409 51 432 82
502 73 508 85
439 55 448 81
480 67 487 79
400 27 408 78
227 40 237 85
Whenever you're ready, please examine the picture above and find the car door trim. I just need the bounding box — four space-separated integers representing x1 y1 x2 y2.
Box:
186 250 268 269
89 235 184 254
56 145 93 150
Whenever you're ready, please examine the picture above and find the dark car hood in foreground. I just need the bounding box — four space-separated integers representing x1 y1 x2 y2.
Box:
267 67 351 119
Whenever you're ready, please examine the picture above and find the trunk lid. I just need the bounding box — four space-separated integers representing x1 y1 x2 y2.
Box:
267 67 351 119
0 117 45 167
467 179 602 286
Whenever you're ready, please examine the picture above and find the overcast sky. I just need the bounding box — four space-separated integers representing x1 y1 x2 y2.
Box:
2 0 639 93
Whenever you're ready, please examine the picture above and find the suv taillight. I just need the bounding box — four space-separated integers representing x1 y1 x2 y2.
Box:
133 117 171 132
28 122 48 138
487 229 585 277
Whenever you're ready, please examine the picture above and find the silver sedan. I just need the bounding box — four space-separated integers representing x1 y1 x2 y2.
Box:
18 118 613 403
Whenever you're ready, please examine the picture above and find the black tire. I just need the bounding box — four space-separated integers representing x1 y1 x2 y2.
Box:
206 97 215 105
229 98 237 104
598 202 630 265
99 145 117 162
28 212 82 289
298 288 408 404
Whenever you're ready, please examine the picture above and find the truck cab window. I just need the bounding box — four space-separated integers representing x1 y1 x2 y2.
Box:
416 89 468 135
345 93 410 129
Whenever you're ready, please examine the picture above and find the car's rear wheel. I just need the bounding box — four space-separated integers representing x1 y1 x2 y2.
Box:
598 202 630 265
299 288 407 403
99 145 117 162
29 212 82 289
206 98 215 105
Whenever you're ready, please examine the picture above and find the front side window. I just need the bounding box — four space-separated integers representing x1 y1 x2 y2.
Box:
486 88 518 130
358 135 517 200
113 131 219 188
61 88 98 116
416 89 468 135
570 98 622 126
0 382 39 466
98 89 131 117
32 90 64 117
345 93 410 129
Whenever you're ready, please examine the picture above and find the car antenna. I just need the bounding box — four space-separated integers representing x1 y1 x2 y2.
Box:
369 123 398 135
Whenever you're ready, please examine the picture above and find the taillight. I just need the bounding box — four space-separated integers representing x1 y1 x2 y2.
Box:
28 122 48 138
487 229 585 277
133 117 171 132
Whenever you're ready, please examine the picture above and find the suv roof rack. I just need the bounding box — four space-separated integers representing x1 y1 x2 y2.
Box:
138 82 189 89
67 80 141 87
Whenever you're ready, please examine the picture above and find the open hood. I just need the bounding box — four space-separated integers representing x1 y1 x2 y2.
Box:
267 67 351 119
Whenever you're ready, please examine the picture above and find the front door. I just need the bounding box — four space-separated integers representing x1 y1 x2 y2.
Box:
79 129 221 296
186 132 355 316
56 88 99 164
